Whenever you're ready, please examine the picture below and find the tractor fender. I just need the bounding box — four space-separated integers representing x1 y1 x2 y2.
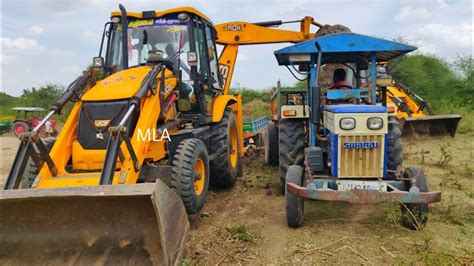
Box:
212 95 238 122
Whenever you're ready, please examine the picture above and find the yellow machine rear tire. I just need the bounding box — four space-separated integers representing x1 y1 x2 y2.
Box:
20 138 56 189
209 109 240 188
171 138 210 214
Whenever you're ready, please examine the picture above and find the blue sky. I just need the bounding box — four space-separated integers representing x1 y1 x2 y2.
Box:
1 0 472 96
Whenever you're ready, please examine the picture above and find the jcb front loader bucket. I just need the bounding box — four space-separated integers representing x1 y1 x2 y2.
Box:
399 115 462 139
0 180 189 265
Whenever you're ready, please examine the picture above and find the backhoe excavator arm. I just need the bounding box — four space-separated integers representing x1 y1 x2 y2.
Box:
216 16 322 94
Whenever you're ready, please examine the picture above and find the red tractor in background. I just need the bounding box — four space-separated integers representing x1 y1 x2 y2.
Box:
11 107 58 138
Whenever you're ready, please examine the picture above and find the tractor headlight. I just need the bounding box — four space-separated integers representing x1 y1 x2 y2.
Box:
367 117 383 130
340 117 356 130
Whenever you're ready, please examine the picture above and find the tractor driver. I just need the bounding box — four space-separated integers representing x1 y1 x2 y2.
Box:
330 68 353 90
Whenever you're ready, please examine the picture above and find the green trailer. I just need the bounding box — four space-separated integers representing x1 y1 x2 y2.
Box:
243 116 268 147
0 115 15 135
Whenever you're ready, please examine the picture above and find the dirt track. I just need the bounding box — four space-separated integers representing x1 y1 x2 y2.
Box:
1 133 473 264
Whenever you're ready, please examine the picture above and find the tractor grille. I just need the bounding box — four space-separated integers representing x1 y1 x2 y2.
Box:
338 135 384 178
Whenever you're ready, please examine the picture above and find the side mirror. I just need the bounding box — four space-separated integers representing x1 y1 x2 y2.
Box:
92 57 104 69
187 52 197 67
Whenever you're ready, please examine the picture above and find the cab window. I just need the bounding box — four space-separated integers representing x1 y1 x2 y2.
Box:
204 24 221 89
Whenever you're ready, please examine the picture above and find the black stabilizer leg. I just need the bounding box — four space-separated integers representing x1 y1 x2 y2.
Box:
100 127 122 185
5 139 33 189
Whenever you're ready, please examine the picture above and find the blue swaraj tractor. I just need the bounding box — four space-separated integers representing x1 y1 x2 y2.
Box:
273 33 442 230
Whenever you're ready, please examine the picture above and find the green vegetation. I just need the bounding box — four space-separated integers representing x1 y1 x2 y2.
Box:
389 54 474 132
388 54 473 109
1 54 472 130
231 88 272 118
0 85 74 121
1 85 63 114
227 224 258 243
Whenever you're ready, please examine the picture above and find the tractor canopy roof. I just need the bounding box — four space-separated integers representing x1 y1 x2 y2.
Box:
274 33 416 67
110 7 213 25
11 107 46 112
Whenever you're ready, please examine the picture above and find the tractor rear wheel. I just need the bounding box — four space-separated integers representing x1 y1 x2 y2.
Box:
12 121 30 138
387 117 403 178
209 109 240 188
279 119 305 194
20 138 56 188
171 138 210 214
264 121 278 166
285 165 305 228
400 167 429 230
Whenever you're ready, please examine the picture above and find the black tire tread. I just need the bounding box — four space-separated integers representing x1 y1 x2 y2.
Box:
400 167 429 230
285 165 304 228
209 109 239 188
171 138 209 214
265 121 279 166
279 119 305 194
387 118 403 178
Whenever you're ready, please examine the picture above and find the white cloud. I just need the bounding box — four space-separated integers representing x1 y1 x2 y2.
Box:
394 5 432 22
1 0 472 95
81 30 101 42
417 23 472 50
28 26 44 36
1 37 45 51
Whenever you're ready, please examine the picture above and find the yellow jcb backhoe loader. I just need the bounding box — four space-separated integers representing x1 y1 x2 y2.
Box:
377 68 462 139
1 5 328 265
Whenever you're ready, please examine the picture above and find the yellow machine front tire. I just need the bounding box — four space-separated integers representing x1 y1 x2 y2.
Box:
171 138 210 214
209 109 240 188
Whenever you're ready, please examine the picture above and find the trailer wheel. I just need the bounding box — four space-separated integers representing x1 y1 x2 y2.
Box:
285 165 305 228
264 121 278 166
12 121 30 138
387 118 403 178
400 167 429 230
171 138 210 214
279 119 305 194
20 138 56 188
209 108 240 188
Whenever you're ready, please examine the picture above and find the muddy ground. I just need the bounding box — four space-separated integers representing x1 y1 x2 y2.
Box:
1 133 473 264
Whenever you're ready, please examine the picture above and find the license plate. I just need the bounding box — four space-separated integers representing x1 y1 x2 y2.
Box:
336 180 387 192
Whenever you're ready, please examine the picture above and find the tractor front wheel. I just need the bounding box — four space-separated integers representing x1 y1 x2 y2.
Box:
285 165 305 228
171 138 210 214
400 167 429 230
